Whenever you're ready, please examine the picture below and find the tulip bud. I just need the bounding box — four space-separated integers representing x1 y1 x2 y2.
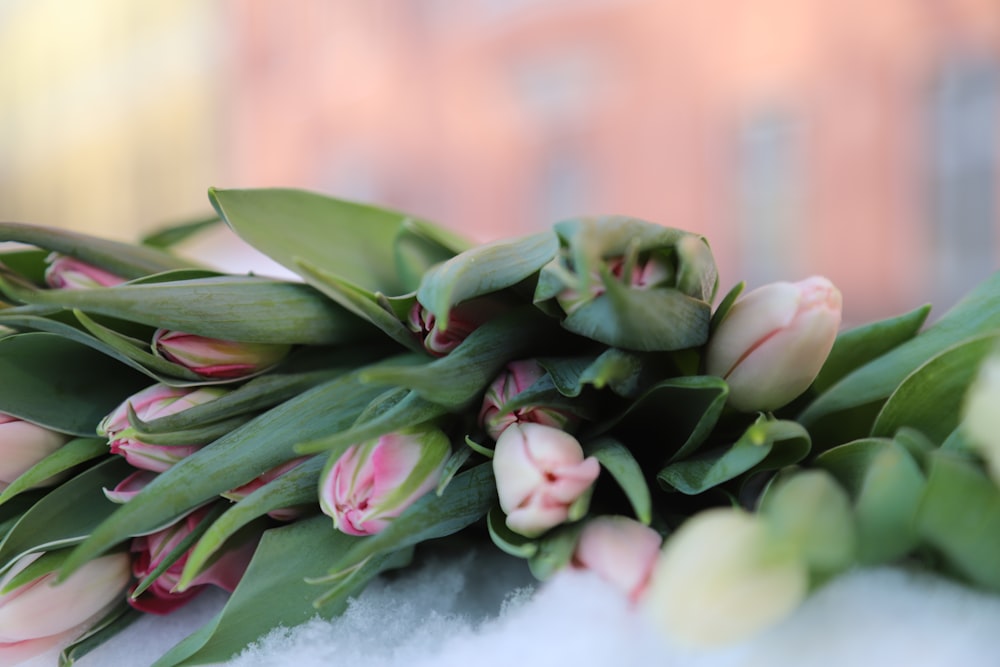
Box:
152 329 291 379
103 470 158 504
963 354 1000 484
493 423 601 538
706 276 842 412
406 302 481 357
0 551 130 664
643 508 808 647
320 427 450 536
129 505 258 614
479 360 574 441
99 384 228 472
0 413 70 491
223 457 311 521
557 255 669 316
43 253 127 289
570 515 662 602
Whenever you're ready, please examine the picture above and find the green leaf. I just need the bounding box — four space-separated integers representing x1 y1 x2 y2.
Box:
658 418 810 495
0 221 195 278
359 309 560 408
60 602 141 666
528 522 585 580
0 273 368 345
487 505 539 559
0 437 107 507
416 231 558 325
318 463 497 602
0 457 131 572
800 272 1000 428
917 451 1000 590
60 366 393 579
815 438 924 564
393 220 470 291
812 305 931 394
141 216 222 249
0 332 149 435
709 282 744 335
210 187 435 295
152 517 408 667
583 437 652 524
177 456 324 588
871 333 1000 444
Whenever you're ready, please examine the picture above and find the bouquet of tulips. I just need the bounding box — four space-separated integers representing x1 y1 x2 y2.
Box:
3 187 1000 665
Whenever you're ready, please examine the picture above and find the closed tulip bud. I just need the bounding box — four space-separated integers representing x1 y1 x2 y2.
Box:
0 551 130 664
320 427 450 536
0 413 70 491
493 423 601 538
129 506 258 614
99 384 228 472
643 508 808 647
43 253 127 289
479 359 574 441
963 354 1000 484
571 515 663 602
152 329 291 379
706 276 842 412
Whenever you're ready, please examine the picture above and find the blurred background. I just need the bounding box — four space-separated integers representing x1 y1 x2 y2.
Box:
1 0 998 325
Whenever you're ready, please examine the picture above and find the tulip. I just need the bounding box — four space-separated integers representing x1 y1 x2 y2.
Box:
129 505 258 614
643 508 808 647
0 551 130 664
705 276 842 412
99 384 228 472
320 427 450 536
223 456 311 521
407 302 480 357
152 329 291 379
0 413 70 491
493 423 601 538
43 253 127 289
963 354 1000 485
570 515 662 602
479 359 574 441
557 254 669 315
103 470 158 504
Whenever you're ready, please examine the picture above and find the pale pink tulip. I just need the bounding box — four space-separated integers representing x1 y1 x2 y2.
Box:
99 384 228 472
479 360 574 440
571 515 663 602
43 253 126 289
0 552 130 664
493 423 601 538
320 427 450 536
152 329 291 379
705 276 842 412
129 505 257 614
0 413 70 491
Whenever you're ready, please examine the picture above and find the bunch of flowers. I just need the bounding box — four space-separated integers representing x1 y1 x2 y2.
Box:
1 187 1000 665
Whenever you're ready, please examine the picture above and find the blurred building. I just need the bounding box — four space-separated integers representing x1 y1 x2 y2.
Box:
2 0 999 324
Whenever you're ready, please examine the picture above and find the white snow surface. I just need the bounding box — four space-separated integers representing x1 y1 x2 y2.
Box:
23 548 1000 667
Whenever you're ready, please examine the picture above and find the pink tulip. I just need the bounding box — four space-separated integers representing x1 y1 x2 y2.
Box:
406 302 481 357
492 423 601 538
479 360 575 441
570 515 663 602
103 470 158 504
99 384 228 472
320 427 450 536
223 457 311 521
557 255 668 315
705 276 842 412
129 505 258 615
152 329 291 379
0 552 131 664
43 253 127 289
0 413 70 491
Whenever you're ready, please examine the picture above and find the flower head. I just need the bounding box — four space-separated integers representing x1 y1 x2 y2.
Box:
152 329 291 379
479 359 574 441
0 413 70 491
571 515 662 602
43 253 126 289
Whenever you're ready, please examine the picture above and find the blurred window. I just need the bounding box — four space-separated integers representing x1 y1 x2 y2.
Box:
928 57 999 299
736 111 803 285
